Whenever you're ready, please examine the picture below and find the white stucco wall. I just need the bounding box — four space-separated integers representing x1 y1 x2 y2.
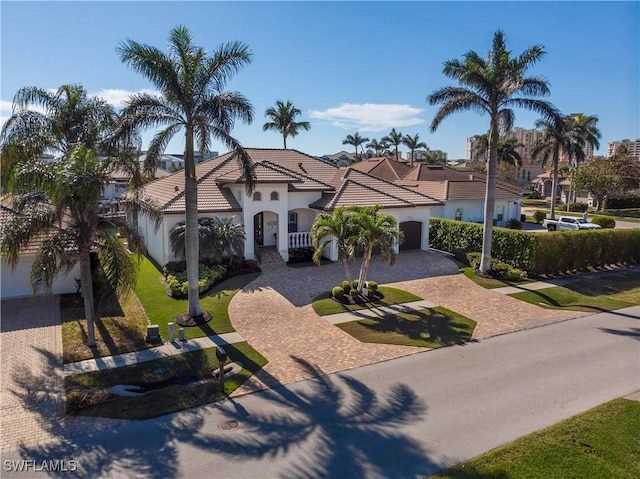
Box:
1 256 81 299
432 198 522 226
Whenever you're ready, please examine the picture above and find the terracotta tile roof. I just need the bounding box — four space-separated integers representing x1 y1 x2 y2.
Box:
310 169 441 211
0 204 76 255
396 179 523 201
350 157 414 181
140 149 340 213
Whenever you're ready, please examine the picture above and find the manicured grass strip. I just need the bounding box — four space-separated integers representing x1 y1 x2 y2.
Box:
61 292 148 363
433 398 640 479
509 271 640 311
460 266 532 289
337 307 476 348
312 286 422 316
65 341 267 420
133 255 260 339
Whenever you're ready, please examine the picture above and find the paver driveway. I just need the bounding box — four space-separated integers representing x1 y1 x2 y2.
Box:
0 296 126 453
229 250 586 396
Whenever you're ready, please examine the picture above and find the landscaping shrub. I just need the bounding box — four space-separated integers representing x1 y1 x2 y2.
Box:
505 218 522 230
366 281 378 292
605 195 640 209
466 252 526 280
533 210 547 224
534 229 640 275
341 280 351 294
162 260 187 277
591 216 616 229
567 202 588 212
430 218 536 273
601 208 640 218
332 286 345 300
166 264 227 298
352 279 359 290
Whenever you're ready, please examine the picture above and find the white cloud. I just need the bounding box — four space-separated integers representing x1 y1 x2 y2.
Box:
90 88 159 107
308 103 424 132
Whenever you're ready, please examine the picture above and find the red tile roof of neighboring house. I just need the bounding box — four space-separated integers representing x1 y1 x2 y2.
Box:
349 157 414 181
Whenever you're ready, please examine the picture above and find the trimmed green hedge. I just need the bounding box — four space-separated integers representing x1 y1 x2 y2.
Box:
534 229 640 275
429 218 536 273
605 196 640 209
430 218 640 276
601 208 640 218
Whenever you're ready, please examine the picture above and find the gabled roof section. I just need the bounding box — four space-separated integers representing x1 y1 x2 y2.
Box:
138 148 340 213
310 168 441 211
350 157 414 181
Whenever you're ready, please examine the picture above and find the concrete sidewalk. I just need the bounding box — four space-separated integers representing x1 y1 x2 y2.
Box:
64 332 246 376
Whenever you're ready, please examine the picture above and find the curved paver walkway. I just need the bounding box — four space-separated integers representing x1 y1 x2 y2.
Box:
229 250 588 396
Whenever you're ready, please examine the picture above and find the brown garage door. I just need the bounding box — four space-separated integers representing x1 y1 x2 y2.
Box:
399 221 422 250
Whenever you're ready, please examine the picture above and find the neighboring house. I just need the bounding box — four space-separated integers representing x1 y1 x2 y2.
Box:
137 148 442 267
0 205 80 299
531 171 571 203
320 150 356 167
354 158 524 225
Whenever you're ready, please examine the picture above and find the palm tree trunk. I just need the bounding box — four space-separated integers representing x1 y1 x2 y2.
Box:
550 153 559 220
479 136 498 274
184 126 203 318
283 135 287 149
341 258 351 284
357 247 371 293
80 253 96 347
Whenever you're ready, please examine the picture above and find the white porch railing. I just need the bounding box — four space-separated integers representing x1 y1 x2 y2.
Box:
288 231 312 249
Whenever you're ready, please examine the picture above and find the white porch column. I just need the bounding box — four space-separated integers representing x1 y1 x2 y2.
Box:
278 214 288 262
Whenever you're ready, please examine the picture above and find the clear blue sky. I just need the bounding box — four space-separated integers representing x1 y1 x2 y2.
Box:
2 1 638 159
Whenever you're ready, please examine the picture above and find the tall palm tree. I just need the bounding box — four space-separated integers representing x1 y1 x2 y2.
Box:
311 207 356 283
530 113 600 220
170 216 245 264
0 84 152 347
402 133 427 165
342 132 369 162
497 138 523 166
118 25 255 324
470 134 489 162
0 84 117 158
262 100 310 149
348 205 403 294
365 139 385 157
382 128 403 161
428 30 557 273
423 150 447 165
0 147 151 347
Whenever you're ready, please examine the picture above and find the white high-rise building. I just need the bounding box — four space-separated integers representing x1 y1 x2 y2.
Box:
608 139 640 160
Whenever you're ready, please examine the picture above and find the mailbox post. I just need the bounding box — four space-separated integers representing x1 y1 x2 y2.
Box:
215 347 228 394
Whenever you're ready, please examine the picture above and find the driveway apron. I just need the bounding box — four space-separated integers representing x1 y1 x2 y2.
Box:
229 251 588 396
0 295 126 453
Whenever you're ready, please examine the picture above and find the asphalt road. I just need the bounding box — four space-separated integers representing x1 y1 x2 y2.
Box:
2 307 638 478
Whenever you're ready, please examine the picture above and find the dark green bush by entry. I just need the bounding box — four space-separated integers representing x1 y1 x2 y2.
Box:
466 252 527 281
341 280 351 294
166 264 227 297
332 286 345 300
533 210 547 224
506 218 522 229
590 216 616 229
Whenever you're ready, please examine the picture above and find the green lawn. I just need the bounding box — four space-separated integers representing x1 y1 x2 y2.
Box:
509 271 640 312
432 398 640 479
61 292 149 363
337 307 476 348
460 267 531 289
312 286 423 316
65 341 267 420
133 256 260 339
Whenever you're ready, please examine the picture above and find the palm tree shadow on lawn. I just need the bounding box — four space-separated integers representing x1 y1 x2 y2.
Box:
354 308 475 347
